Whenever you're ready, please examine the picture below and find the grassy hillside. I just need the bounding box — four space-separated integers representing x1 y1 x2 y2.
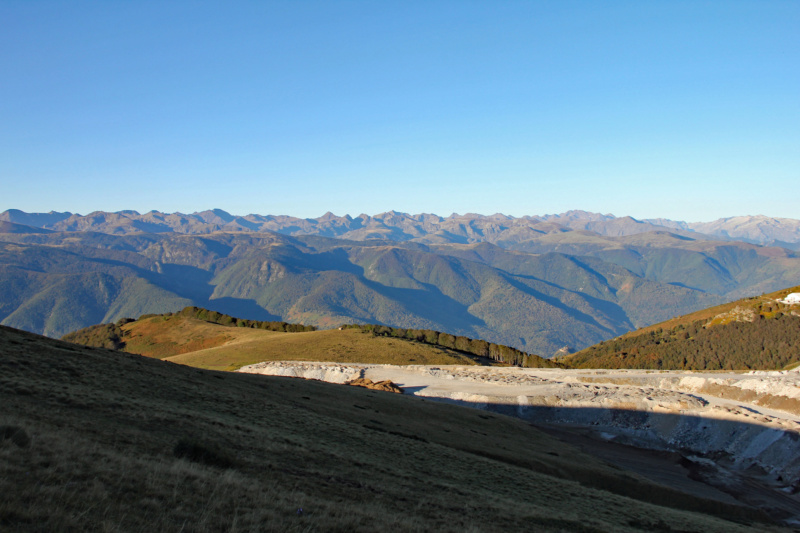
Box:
563 285 800 370
63 309 516 370
163 327 484 370
0 324 777 531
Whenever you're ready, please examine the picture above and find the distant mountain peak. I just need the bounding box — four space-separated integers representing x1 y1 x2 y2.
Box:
551 210 616 221
318 211 340 221
210 208 234 220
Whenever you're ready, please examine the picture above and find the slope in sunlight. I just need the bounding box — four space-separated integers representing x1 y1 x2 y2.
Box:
563 285 800 370
62 308 516 370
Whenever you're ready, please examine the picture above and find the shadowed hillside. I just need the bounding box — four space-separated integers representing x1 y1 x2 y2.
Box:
0 324 780 531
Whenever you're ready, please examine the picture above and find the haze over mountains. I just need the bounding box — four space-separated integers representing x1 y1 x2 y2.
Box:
2 209 800 356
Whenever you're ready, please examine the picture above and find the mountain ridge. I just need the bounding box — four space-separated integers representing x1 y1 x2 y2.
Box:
4 208 800 246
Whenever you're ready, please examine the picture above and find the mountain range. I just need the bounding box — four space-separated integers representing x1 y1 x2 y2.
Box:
2 209 800 356
3 208 800 248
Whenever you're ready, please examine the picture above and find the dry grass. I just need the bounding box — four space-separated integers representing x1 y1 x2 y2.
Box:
122 316 485 370
1 325 783 532
121 315 243 358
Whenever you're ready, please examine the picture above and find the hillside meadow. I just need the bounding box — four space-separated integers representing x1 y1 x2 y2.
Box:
64 312 507 371
140 316 489 370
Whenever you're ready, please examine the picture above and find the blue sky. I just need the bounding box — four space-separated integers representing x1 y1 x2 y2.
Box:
1 1 798 221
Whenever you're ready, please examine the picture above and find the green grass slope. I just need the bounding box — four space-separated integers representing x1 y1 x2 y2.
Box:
563 285 800 370
63 305 561 370
0 325 777 531
62 309 513 370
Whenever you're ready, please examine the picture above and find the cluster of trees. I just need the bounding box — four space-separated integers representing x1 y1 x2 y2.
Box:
568 311 800 370
61 321 128 350
175 307 316 332
342 323 560 368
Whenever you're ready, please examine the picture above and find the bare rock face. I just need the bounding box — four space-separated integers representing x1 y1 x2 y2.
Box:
346 377 404 394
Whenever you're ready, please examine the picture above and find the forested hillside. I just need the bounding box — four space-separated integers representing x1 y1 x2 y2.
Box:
563 286 800 370
0 230 726 355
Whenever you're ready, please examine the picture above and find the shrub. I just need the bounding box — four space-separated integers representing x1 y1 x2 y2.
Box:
173 438 234 469
0 425 30 448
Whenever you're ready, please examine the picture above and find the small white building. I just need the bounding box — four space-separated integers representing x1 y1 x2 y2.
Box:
782 292 800 305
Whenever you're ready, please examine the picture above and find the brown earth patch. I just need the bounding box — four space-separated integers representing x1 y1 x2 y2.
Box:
347 378 404 394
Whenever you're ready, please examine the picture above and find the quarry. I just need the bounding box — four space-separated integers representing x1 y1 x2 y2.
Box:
240 361 800 523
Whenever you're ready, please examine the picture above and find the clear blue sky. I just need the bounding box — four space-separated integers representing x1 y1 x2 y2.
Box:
1 1 798 222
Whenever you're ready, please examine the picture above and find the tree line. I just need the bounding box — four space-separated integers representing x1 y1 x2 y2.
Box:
174 307 316 332
341 323 560 368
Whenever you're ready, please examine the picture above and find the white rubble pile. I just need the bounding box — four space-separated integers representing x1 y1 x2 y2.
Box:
239 361 365 383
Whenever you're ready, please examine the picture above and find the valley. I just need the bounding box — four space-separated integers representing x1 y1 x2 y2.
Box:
5 1 797 530
6 256 800 529
4 209 800 528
